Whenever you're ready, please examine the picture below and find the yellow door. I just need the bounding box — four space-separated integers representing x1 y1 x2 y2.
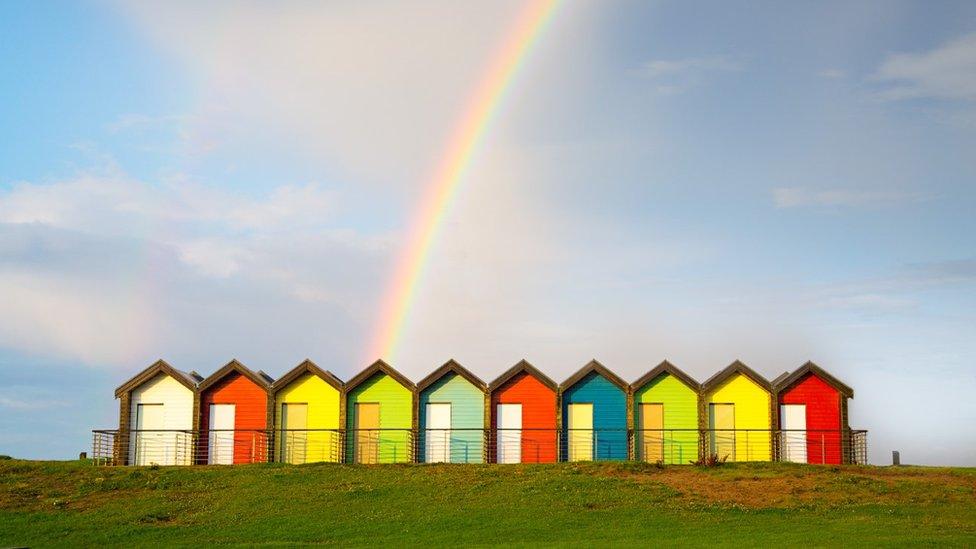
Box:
709 403 735 461
281 403 308 464
639 403 664 463
356 403 380 464
567 403 593 462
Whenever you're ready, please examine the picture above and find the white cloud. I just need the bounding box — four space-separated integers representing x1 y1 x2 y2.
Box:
872 32 976 101
0 175 387 367
772 186 924 208
637 55 742 79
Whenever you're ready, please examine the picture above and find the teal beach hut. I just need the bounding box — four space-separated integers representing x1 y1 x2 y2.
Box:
559 360 629 461
417 360 488 463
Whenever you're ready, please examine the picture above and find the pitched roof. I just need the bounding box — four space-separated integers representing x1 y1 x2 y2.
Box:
774 361 854 398
197 359 271 393
114 359 198 398
416 359 487 393
630 360 701 393
559 359 628 392
344 359 416 392
771 371 792 386
271 359 343 395
701 360 772 393
488 359 557 392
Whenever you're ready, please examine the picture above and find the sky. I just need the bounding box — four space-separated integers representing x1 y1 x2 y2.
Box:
1 0 974 465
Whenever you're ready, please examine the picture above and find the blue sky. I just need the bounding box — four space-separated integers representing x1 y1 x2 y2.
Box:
1 1 974 465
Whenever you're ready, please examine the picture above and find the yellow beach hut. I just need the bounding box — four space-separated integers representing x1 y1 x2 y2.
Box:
700 360 774 462
271 359 344 463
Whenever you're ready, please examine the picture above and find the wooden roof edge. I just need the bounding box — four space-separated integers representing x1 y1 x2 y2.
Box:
701 360 772 393
197 359 272 393
345 359 417 392
776 361 854 398
629 360 701 392
559 359 628 392
114 359 196 398
488 359 558 392
270 359 344 394
416 359 487 393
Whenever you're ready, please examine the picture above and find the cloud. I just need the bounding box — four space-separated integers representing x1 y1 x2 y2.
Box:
872 32 976 101
0 175 387 367
772 186 925 208
636 55 742 79
112 1 533 187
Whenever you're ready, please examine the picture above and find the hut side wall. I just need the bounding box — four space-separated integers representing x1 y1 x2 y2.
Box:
779 373 843 464
704 373 772 462
633 373 698 464
418 372 485 463
561 372 627 461
490 372 557 463
128 373 195 465
345 373 413 463
198 372 269 464
274 373 341 463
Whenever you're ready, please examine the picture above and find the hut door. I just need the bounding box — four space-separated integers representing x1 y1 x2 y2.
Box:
208 404 235 465
567 403 593 462
780 404 807 463
134 403 164 466
639 403 664 463
356 403 381 464
709 403 735 461
425 403 451 463
281 403 308 464
496 404 522 464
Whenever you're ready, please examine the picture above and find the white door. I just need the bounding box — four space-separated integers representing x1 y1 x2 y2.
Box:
426 403 452 463
134 403 164 465
209 404 236 465
497 404 522 464
780 404 807 463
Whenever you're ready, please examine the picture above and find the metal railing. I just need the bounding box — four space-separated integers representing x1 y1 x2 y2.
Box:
92 428 868 466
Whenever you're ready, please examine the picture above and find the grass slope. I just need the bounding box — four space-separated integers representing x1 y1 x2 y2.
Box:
2 460 975 547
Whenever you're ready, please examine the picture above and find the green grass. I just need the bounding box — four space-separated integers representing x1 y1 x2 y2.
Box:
2 459 975 547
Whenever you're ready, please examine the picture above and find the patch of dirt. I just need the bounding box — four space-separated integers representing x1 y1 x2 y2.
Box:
597 465 976 509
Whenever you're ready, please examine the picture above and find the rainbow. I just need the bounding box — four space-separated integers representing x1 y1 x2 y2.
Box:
367 0 561 362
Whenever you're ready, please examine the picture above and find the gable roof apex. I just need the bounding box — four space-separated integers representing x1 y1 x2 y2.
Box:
701 360 772 393
488 359 557 392
115 359 197 398
417 359 487 392
630 360 701 392
775 360 854 398
559 359 628 392
271 359 343 394
197 359 271 393
345 359 416 392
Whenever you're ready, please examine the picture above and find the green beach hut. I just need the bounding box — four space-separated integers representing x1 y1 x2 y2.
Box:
630 361 701 464
345 360 416 463
416 360 488 463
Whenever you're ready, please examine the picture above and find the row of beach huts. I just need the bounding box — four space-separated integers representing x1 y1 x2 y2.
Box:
96 358 866 467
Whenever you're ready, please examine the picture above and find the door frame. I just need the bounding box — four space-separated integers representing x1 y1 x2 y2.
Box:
425 401 452 463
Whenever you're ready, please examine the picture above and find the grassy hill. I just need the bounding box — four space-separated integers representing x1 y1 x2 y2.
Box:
2 459 975 547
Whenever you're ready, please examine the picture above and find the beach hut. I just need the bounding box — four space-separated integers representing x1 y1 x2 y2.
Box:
345 360 416 464
700 361 774 462
271 360 344 464
630 360 701 464
416 360 488 463
196 360 273 465
775 361 854 464
114 360 201 466
489 360 558 464
559 360 628 462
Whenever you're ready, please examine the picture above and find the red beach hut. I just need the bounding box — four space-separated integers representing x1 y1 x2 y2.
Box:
774 361 854 464
488 360 558 463
197 360 274 464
